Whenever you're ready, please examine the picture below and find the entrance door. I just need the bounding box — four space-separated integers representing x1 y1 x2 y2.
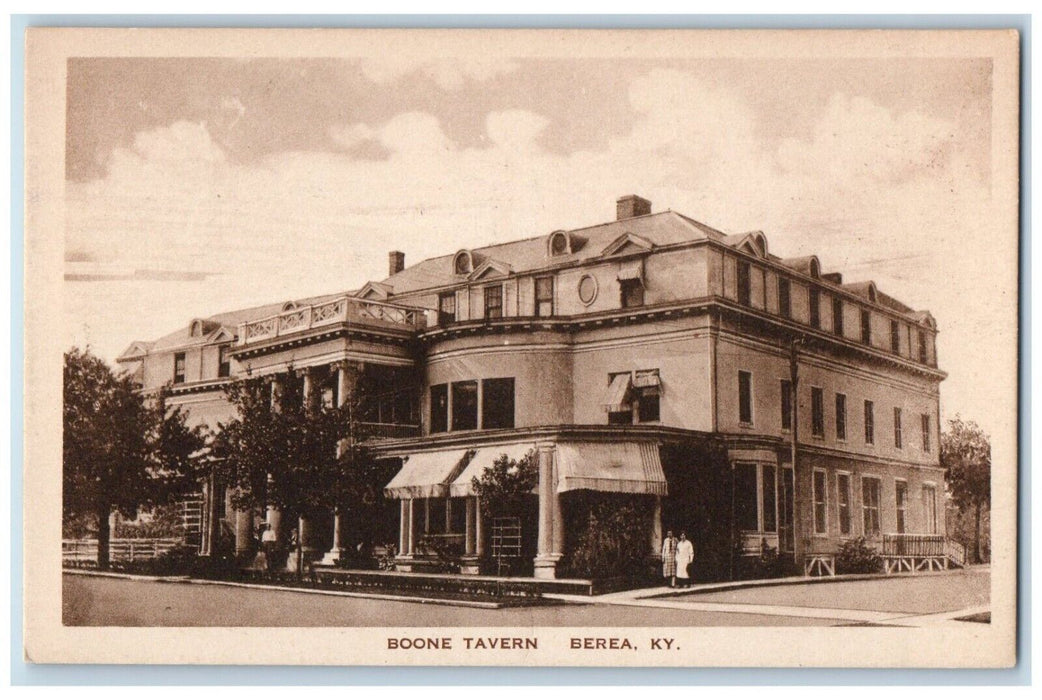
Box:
778 467 795 553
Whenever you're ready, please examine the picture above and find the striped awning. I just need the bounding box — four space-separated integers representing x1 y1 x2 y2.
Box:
555 442 668 496
617 261 644 283
448 443 536 498
383 449 471 499
602 373 632 413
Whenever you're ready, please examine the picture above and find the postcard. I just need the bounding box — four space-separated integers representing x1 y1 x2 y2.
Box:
23 27 1019 667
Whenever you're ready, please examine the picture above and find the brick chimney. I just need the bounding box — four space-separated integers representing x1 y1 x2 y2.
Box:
616 194 652 220
389 250 405 276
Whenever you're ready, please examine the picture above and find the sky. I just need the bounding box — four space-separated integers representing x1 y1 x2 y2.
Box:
63 55 1008 435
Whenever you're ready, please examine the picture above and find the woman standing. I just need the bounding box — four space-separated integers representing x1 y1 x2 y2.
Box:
675 532 695 588
661 530 678 588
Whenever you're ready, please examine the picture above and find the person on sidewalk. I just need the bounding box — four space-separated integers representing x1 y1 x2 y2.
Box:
661 530 678 588
675 532 695 588
260 522 277 572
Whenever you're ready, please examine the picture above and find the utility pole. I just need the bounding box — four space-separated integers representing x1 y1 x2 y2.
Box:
789 336 802 566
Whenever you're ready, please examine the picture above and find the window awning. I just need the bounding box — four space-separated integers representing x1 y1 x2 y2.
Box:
448 443 537 498
632 370 660 388
555 442 668 496
617 261 644 283
602 373 632 413
383 449 471 499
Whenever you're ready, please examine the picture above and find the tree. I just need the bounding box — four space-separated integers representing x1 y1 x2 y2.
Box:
63 347 204 570
471 449 538 519
941 416 991 563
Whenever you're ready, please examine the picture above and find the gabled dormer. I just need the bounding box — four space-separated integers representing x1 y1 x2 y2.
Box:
116 340 153 363
469 259 512 281
358 281 393 300
601 232 655 258
206 327 236 345
733 231 768 259
189 318 220 338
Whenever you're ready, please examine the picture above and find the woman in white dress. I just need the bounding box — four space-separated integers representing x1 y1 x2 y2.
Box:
675 532 694 588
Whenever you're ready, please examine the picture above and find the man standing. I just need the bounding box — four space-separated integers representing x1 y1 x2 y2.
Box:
261 522 277 572
675 532 695 588
661 530 678 588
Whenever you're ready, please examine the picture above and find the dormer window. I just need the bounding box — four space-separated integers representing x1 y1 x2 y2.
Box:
453 250 473 276
281 301 298 312
549 230 570 256
190 320 203 337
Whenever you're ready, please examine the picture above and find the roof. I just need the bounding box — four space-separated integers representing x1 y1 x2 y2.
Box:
378 210 725 295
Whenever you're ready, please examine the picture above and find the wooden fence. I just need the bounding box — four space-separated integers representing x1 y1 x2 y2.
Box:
62 538 184 565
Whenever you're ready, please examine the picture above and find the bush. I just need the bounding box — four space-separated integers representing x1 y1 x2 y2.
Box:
836 537 883 574
560 493 653 580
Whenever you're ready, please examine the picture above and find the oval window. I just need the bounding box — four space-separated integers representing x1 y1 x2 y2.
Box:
578 274 598 306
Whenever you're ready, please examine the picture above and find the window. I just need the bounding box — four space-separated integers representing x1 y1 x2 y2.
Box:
578 275 598 305
835 393 847 441
620 278 644 308
484 285 503 319
890 319 900 354
738 371 753 424
451 381 479 431
607 372 633 425
481 378 515 429
894 407 903 449
837 473 852 535
922 484 938 534
832 297 844 336
535 276 554 317
921 413 931 452
780 379 792 431
861 476 881 535
813 469 828 534
860 309 872 344
762 465 777 533
809 288 821 328
429 384 448 433
864 400 875 444
173 352 186 384
550 231 569 256
438 292 456 325
778 277 791 318
734 464 759 531
918 330 928 363
218 346 231 378
895 480 908 534
635 369 661 423
811 387 824 437
737 261 751 306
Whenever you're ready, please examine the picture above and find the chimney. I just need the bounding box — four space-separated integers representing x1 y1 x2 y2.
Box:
388 250 405 276
616 194 652 220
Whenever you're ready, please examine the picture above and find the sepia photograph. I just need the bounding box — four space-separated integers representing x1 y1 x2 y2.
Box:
22 26 1020 667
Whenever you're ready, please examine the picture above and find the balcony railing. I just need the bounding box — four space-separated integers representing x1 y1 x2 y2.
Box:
360 422 421 439
882 533 945 557
237 296 429 346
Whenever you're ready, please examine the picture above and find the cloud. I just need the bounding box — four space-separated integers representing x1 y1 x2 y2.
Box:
359 56 519 90
65 68 1003 434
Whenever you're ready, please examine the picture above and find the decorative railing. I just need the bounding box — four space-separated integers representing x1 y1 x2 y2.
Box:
882 533 945 557
238 296 428 345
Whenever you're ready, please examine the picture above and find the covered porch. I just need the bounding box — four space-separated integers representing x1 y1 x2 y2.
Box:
383 437 668 579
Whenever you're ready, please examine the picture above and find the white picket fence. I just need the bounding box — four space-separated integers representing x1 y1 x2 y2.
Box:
62 537 184 565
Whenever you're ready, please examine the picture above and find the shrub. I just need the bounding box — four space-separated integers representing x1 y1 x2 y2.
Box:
836 537 883 574
560 493 653 580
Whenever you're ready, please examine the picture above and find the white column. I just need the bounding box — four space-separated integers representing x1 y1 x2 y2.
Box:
406 499 416 555
399 500 409 554
475 498 485 557
464 498 477 556
235 506 253 556
534 444 561 579
323 363 356 565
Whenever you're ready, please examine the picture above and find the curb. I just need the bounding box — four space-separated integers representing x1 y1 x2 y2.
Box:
63 568 513 609
644 566 988 600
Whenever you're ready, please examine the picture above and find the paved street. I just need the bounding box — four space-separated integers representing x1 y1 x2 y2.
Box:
63 568 988 628
63 575 847 627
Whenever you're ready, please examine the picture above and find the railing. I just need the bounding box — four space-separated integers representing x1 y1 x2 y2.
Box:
238 296 428 345
882 533 945 557
945 539 967 568
62 538 185 565
360 422 422 439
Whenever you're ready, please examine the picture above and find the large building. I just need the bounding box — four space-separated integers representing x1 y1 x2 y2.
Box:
117 194 947 580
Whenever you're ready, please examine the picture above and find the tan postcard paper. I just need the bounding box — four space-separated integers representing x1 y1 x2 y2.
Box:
24 27 1019 667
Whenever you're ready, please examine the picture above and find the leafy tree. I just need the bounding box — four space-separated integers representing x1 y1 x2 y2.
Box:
941 417 991 563
63 347 204 570
471 449 538 518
